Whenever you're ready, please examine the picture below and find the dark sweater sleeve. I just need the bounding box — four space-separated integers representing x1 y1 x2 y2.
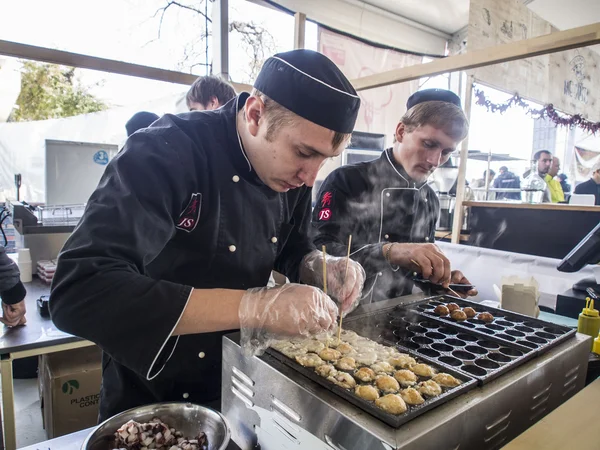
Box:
50 132 197 381
0 246 26 305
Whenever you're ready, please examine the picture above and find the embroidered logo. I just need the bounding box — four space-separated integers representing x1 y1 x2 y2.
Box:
318 208 332 221
321 191 333 207
176 193 202 232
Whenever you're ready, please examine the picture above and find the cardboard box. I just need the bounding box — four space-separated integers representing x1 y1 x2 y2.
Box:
39 345 102 439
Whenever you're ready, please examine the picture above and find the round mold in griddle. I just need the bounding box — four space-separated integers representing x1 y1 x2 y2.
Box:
523 321 543 329
468 319 486 326
505 329 525 337
460 321 476 329
456 333 477 342
475 358 500 369
389 318 405 328
407 325 427 334
504 315 523 323
412 336 434 345
415 305 429 311
543 326 566 335
428 300 445 306
445 338 466 347
461 365 487 376
515 325 535 333
499 347 524 357
438 327 459 335
452 350 476 360
495 320 514 327
477 340 500 349
425 331 446 340
439 356 462 367
478 328 496 335
521 340 538 349
495 333 517 342
535 331 556 340
392 329 414 340
526 336 547 344
420 321 439 329
432 343 453 352
485 323 505 331
488 353 511 363
379 329 396 341
403 341 420 350
418 348 441 358
464 345 487 355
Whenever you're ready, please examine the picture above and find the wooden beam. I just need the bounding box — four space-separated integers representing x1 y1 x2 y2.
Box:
0 39 252 93
294 12 307 49
352 22 600 91
451 76 474 244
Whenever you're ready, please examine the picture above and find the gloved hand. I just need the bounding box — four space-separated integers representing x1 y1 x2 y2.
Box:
0 300 27 327
300 249 366 317
239 283 338 356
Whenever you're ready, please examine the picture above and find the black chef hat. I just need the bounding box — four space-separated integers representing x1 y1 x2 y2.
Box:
125 111 160 137
253 50 360 134
406 89 462 110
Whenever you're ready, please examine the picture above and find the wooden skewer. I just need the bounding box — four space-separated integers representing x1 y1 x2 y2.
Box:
410 258 462 298
337 235 352 344
322 245 329 349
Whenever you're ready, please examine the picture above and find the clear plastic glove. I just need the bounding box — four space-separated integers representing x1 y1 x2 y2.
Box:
0 300 27 327
239 283 338 356
300 249 366 317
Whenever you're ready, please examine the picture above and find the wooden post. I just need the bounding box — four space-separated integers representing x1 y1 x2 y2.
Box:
294 12 307 49
451 76 474 244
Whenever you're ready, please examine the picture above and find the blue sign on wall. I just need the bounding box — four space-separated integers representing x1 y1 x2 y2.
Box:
93 150 109 165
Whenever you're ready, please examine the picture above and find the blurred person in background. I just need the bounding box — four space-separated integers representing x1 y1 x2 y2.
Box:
186 75 236 111
574 161 600 205
493 165 521 200
558 173 571 194
545 156 564 203
125 111 159 137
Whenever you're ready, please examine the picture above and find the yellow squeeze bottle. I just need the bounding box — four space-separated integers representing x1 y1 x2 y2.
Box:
577 297 600 351
592 331 600 355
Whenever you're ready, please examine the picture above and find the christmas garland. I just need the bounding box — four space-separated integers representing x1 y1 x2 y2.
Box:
473 87 600 135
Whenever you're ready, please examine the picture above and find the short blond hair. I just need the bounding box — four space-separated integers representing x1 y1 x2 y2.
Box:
250 89 351 148
402 101 469 141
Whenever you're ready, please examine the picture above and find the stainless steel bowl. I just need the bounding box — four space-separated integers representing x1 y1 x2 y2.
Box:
81 402 231 450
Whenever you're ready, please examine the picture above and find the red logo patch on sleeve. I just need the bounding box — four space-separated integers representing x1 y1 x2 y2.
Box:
318 208 332 221
321 191 333 207
176 193 202 232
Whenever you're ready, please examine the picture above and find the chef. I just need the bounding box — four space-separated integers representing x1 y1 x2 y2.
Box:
312 89 476 302
50 49 365 421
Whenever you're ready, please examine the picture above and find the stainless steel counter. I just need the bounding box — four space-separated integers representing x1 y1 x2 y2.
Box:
221 295 591 450
18 428 92 450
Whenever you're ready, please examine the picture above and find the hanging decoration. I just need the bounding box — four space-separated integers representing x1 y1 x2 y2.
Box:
473 87 600 135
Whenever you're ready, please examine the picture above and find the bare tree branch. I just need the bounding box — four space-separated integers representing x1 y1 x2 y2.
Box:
153 0 212 40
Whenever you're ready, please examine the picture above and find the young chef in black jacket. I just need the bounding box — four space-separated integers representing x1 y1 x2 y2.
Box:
312 89 477 302
50 50 366 421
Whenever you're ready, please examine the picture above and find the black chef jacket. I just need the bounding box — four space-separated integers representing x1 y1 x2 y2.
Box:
574 178 600 205
312 148 439 302
50 93 314 421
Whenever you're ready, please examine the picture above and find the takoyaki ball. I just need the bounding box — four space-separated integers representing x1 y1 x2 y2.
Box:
418 380 442 397
450 309 468 321
477 312 494 323
354 385 380 401
315 364 337 378
447 303 460 312
462 307 476 319
319 348 342 361
304 340 325 353
337 342 354 355
375 394 407 415
432 373 462 387
434 305 450 316
371 361 395 374
393 369 418 387
388 354 417 369
335 357 357 371
400 388 425 406
410 363 436 378
354 367 376 383
328 372 356 389
295 353 325 368
375 375 400 394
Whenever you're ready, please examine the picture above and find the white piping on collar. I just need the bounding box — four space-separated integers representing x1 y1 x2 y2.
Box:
384 150 429 191
271 56 360 99
235 95 252 172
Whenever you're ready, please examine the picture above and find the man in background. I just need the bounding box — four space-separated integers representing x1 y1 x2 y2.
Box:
471 169 496 200
524 150 553 178
186 75 236 111
493 165 521 200
125 111 159 137
574 161 600 205
545 156 564 203
558 173 571 194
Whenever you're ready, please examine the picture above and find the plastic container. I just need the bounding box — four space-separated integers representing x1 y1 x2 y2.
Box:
577 297 600 351
17 248 32 283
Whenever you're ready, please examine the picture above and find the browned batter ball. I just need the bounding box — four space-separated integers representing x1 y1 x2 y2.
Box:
450 309 467 321
434 305 450 316
447 303 460 312
477 312 494 323
463 307 476 318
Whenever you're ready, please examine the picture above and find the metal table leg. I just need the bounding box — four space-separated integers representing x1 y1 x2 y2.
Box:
0 357 15 450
